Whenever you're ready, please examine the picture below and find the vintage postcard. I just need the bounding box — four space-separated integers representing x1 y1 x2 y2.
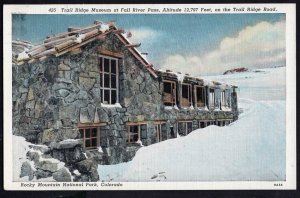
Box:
3 4 296 190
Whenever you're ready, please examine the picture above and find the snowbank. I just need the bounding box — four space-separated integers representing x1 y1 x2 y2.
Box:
13 135 32 181
98 100 285 181
13 135 68 182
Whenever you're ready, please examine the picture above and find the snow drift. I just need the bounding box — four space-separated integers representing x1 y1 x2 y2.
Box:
98 100 285 181
98 67 286 182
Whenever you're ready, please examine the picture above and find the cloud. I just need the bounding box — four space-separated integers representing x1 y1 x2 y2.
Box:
202 20 286 75
128 27 162 43
160 19 286 76
160 54 204 75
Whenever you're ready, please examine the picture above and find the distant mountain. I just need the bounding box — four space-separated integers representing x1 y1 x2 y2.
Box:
223 67 248 75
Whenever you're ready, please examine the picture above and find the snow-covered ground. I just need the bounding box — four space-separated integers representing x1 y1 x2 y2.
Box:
98 66 286 182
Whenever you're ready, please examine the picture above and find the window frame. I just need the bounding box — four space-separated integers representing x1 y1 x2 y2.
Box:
194 85 206 108
181 83 192 107
198 120 211 128
78 126 100 150
98 55 119 105
208 88 215 109
177 120 193 136
126 122 147 144
221 90 229 109
163 80 177 107
154 121 167 142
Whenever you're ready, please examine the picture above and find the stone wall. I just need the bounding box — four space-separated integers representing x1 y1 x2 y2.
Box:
12 31 238 180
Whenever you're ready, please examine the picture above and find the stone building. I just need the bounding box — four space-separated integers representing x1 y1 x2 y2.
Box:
12 21 238 180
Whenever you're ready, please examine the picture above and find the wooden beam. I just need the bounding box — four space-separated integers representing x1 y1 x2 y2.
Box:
39 56 47 61
68 27 81 32
78 123 107 127
126 121 147 126
113 29 125 34
16 61 24 65
28 46 47 57
44 23 101 43
96 35 106 41
36 48 56 58
145 64 153 68
44 35 76 46
83 29 99 38
98 48 124 58
114 33 158 78
54 32 101 57
125 43 141 48
54 40 76 52
70 48 82 55
28 58 36 64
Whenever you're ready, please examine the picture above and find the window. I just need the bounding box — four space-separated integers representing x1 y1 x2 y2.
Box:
208 89 215 109
99 56 118 104
155 124 162 142
221 91 226 107
195 86 205 108
163 81 176 106
181 83 192 107
217 121 222 126
79 127 99 149
154 122 169 142
177 121 193 136
126 123 147 144
198 121 206 128
221 90 231 109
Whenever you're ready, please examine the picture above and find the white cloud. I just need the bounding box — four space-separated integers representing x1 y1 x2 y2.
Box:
160 54 204 75
160 19 286 76
202 20 286 75
128 27 162 43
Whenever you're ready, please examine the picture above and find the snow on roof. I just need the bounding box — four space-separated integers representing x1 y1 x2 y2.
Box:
156 69 236 88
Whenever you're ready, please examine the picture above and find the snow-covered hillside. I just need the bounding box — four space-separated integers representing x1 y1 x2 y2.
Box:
98 67 286 181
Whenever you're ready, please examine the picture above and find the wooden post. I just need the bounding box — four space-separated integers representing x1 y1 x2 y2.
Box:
138 125 141 142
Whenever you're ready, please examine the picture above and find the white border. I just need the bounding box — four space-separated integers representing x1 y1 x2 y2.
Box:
3 4 296 190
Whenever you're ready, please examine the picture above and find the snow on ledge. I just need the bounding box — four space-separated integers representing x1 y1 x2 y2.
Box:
73 169 81 176
136 140 144 147
98 146 103 153
164 106 173 110
101 103 122 108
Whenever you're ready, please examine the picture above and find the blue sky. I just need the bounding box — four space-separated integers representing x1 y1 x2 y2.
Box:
13 14 285 75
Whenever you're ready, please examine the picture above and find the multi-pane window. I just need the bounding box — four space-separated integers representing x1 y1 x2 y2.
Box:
126 123 147 144
177 121 193 136
99 56 118 105
195 86 205 108
181 83 192 107
79 127 99 149
208 89 215 109
163 81 176 106
154 122 168 142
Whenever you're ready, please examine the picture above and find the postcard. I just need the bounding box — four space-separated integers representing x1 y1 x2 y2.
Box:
3 3 296 190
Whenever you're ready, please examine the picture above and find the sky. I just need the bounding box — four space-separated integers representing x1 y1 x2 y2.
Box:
12 14 285 76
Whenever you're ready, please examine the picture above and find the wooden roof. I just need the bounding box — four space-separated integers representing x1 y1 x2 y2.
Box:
12 21 158 78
